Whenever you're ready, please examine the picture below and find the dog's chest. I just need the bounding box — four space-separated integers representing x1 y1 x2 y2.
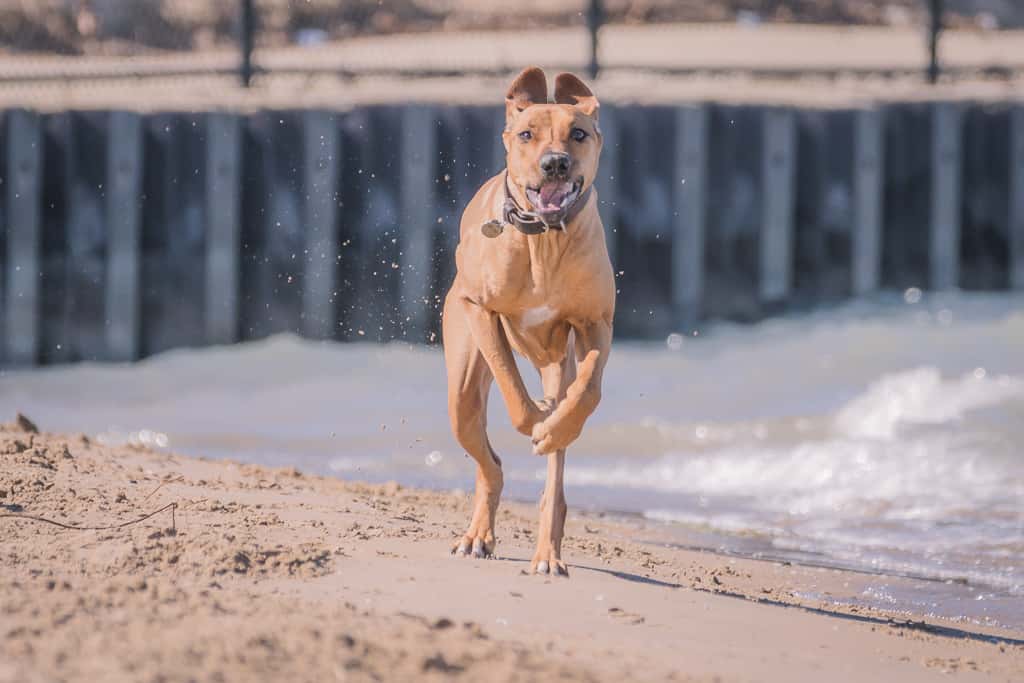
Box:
501 305 573 366
479 242 578 363
477 234 574 306
520 304 557 327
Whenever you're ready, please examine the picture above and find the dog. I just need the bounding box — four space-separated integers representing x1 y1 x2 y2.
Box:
442 67 615 576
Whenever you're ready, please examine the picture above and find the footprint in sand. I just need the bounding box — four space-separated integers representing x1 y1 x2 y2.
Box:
607 607 645 625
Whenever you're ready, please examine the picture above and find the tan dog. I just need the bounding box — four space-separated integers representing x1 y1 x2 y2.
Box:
442 67 615 575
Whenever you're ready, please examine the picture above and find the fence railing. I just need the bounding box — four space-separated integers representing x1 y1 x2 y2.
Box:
0 1 1019 87
177 0 994 87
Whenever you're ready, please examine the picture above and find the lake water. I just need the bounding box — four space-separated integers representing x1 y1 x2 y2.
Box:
3 290 1022 630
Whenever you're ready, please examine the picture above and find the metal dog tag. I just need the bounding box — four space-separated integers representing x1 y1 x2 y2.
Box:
481 220 504 238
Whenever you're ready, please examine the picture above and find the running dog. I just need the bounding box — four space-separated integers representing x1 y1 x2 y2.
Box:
442 67 615 576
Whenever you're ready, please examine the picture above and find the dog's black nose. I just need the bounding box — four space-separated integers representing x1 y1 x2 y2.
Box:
539 152 571 178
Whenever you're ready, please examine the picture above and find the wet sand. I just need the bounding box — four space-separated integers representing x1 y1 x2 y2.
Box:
2 416 1022 682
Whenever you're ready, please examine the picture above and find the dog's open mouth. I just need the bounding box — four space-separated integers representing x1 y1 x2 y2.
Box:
525 178 582 219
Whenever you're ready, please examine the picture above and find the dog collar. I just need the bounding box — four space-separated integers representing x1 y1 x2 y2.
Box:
485 172 592 238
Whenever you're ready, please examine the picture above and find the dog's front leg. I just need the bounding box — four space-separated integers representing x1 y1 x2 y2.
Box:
530 318 611 455
529 355 576 576
460 297 551 435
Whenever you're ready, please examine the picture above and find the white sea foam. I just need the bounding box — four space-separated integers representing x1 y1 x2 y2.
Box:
834 367 1024 440
564 430 1016 518
556 361 1024 597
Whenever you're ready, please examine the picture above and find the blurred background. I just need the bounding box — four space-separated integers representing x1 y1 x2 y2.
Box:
0 0 1022 360
1 0 1023 630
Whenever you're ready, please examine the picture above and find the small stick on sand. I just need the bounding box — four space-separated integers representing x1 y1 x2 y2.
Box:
0 502 178 533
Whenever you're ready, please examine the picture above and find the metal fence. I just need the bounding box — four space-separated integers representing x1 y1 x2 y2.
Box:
0 1 1022 86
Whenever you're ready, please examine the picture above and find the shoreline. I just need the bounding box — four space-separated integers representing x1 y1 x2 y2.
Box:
298 467 1024 630
2 417 1022 681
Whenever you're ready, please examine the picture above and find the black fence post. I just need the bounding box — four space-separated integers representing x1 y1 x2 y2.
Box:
927 0 944 84
587 0 603 80
239 0 255 88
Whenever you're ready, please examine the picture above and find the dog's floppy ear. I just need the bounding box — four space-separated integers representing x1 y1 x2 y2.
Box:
506 66 548 124
553 72 599 119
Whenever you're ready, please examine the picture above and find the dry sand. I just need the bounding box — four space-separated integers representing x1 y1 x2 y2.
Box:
2 415 1023 682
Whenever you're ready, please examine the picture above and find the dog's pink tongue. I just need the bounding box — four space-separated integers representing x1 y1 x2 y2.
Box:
539 181 571 208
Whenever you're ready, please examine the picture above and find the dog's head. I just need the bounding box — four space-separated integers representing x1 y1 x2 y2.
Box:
502 67 601 225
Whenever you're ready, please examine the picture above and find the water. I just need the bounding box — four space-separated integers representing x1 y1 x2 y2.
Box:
2 291 1022 629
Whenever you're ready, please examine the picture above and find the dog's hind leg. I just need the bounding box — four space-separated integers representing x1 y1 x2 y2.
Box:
443 292 503 559
530 346 576 576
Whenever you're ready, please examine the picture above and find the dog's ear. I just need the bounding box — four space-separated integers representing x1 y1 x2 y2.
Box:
553 72 599 119
506 67 548 124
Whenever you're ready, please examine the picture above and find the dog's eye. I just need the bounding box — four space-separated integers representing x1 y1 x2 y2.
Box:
570 127 588 142
518 130 532 142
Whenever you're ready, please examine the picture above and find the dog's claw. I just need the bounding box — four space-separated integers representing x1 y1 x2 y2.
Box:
530 554 569 577
532 437 554 456
533 397 557 415
452 536 494 559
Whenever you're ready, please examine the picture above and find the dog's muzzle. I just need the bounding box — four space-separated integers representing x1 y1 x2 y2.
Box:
487 172 590 237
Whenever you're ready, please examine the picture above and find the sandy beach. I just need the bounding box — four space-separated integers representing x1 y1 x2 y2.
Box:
2 415 1022 682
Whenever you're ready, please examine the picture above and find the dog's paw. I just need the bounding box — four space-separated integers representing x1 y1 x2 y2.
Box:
530 412 581 455
529 547 569 577
529 397 557 432
533 396 557 415
451 534 495 559
513 398 556 437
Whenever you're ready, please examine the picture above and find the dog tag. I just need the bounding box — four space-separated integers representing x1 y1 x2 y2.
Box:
481 220 504 238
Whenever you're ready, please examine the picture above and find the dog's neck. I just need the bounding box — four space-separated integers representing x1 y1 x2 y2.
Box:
501 171 592 235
